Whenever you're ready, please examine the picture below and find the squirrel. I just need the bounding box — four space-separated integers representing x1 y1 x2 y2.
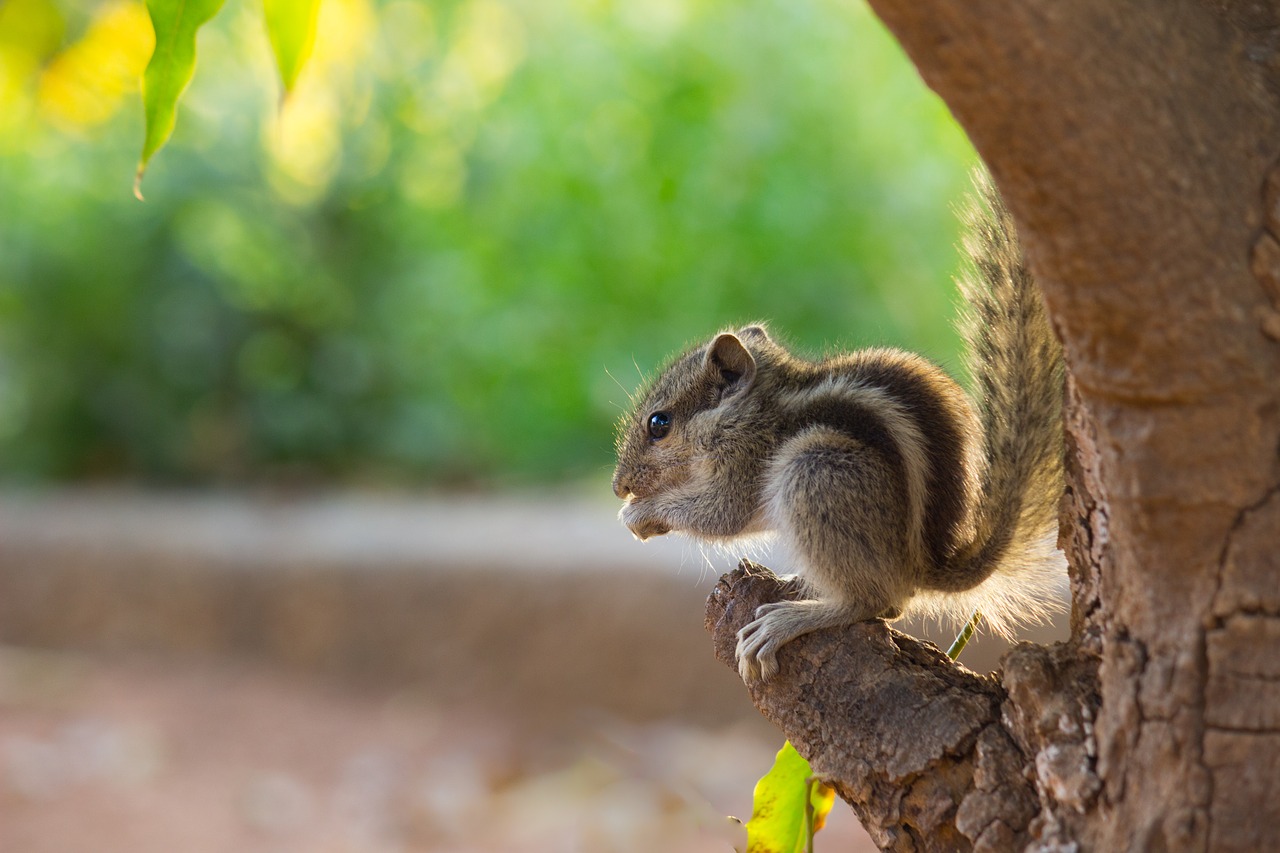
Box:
611 171 1066 683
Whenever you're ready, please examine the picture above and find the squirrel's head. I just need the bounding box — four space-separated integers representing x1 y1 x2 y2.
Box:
612 324 774 540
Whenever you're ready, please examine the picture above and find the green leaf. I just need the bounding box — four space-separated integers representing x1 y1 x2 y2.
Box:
263 0 321 96
746 741 834 853
135 0 228 198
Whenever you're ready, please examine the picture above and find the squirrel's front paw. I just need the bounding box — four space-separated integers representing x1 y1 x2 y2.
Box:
735 601 791 683
618 501 672 540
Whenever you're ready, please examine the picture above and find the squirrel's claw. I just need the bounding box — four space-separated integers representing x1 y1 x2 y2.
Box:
735 608 784 683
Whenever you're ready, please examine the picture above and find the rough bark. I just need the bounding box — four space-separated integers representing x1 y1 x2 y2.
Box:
704 2 1280 849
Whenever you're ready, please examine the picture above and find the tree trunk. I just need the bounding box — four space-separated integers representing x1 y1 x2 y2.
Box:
704 2 1280 849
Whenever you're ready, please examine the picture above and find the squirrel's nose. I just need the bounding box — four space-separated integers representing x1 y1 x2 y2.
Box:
612 473 632 500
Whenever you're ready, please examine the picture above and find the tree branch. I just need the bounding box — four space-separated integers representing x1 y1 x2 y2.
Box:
706 561 1045 851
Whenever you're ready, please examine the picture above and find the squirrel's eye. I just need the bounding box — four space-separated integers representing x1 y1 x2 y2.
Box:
647 411 672 440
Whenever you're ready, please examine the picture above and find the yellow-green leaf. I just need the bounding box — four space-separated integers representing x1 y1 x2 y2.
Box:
746 741 834 853
263 0 321 96
135 0 228 198
809 777 835 835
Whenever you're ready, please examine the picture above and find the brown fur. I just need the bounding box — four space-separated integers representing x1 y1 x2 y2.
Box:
612 174 1065 682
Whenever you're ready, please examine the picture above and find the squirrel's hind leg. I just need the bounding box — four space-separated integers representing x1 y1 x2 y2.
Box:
737 427 918 682
735 599 878 682
766 427 918 607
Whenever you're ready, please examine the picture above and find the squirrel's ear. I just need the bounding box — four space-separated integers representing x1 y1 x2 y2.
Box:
705 333 757 398
738 324 770 342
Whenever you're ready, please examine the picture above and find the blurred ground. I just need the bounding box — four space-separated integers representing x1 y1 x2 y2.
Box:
0 488 1065 851
0 649 873 852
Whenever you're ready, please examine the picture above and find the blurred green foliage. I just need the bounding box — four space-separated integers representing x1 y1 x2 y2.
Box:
0 0 975 486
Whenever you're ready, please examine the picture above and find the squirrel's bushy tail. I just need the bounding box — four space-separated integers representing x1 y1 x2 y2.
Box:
917 170 1067 638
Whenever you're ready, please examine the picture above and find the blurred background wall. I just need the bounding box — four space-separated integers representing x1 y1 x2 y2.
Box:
0 0 1013 850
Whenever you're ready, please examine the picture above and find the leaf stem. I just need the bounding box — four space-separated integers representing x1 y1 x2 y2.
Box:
946 610 982 660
